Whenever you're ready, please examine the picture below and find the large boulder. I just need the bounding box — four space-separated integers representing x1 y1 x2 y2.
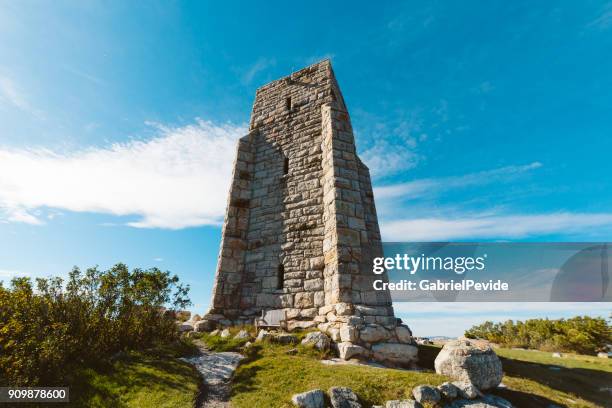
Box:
302 331 332 351
412 385 440 404
256 329 272 342
371 343 418 366
329 386 361 408
434 339 503 390
444 395 514 408
291 389 325 408
220 328 231 338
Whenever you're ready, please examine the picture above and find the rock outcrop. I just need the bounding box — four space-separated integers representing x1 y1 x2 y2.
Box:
434 339 503 390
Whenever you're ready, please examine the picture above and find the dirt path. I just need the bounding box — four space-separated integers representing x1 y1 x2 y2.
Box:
180 340 245 408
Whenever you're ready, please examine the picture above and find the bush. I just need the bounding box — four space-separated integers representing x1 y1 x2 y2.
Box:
0 263 190 386
465 316 611 355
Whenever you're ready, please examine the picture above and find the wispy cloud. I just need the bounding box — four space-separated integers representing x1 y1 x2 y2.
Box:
587 2 612 30
359 110 426 178
375 162 542 200
381 212 612 241
0 76 30 111
242 57 276 84
0 119 247 229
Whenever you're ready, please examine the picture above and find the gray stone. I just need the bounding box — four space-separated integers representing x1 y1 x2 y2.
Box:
338 342 367 360
204 60 414 366
291 389 325 408
328 386 361 408
193 319 215 332
220 328 231 338
301 331 331 351
234 329 250 340
452 382 482 399
256 329 272 342
371 343 418 365
275 333 299 344
359 325 390 343
434 339 503 390
395 326 413 343
412 385 441 404
385 401 423 408
178 322 193 332
209 329 220 336
444 395 514 408
438 382 459 399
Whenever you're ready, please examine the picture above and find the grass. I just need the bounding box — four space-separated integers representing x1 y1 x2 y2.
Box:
420 344 612 408
68 340 201 408
54 331 612 408
231 343 446 408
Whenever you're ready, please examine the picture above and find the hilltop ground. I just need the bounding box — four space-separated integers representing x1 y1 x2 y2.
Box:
74 329 612 408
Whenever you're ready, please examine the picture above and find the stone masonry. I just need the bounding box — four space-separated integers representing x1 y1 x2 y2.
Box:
205 60 417 365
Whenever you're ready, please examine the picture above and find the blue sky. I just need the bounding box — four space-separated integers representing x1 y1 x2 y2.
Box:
0 1 611 336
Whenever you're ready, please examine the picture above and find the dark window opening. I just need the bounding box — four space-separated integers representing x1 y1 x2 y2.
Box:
277 264 284 289
283 157 289 175
285 97 292 111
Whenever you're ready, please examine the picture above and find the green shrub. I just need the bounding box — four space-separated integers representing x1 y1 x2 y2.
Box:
0 263 190 386
465 315 611 355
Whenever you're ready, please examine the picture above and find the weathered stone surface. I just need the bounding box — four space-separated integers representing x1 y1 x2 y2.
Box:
444 395 514 408
210 329 220 336
438 382 459 399
203 60 415 365
371 343 418 365
256 329 272 342
340 325 358 342
178 322 193 332
434 339 503 390
220 328 231 338
452 382 482 399
301 331 331 350
412 385 440 404
275 333 298 345
338 342 367 360
291 389 325 408
395 326 413 343
328 386 361 408
193 319 215 332
385 401 423 408
234 329 250 340
359 324 390 343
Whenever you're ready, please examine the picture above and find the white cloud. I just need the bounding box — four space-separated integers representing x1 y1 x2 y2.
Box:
0 119 247 229
381 212 612 241
375 162 542 200
361 141 420 179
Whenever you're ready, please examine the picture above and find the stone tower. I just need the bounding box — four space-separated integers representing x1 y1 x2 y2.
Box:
205 60 417 365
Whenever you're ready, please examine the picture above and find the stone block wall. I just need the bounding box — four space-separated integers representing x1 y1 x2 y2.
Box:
206 60 417 365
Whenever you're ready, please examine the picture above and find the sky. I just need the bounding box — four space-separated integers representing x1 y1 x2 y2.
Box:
0 1 611 336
